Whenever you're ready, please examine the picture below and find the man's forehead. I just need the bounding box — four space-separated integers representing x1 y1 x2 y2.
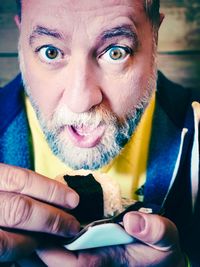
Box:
22 0 144 14
21 0 146 35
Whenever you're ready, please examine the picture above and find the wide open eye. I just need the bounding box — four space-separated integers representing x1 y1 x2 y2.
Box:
100 45 132 63
36 45 63 63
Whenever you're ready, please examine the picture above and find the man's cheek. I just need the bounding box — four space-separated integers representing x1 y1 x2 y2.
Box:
111 86 139 117
25 74 60 118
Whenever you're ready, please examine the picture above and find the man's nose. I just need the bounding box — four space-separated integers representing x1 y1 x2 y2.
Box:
61 57 103 113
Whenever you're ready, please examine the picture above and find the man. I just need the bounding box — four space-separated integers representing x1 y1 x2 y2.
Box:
0 0 199 266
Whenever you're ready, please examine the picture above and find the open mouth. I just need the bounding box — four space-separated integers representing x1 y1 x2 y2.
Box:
66 124 105 148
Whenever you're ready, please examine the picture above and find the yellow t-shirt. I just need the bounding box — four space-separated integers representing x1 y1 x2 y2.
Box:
25 94 155 200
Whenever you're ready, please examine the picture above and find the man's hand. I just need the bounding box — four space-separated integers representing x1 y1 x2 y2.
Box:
37 212 187 267
0 163 80 262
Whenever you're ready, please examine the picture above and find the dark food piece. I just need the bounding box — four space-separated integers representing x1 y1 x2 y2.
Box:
64 174 104 223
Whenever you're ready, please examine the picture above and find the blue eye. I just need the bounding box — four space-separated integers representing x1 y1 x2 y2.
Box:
37 45 63 63
100 46 132 63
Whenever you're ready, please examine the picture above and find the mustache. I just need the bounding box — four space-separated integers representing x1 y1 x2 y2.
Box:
46 104 118 130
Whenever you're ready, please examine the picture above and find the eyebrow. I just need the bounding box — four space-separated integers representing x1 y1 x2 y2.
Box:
99 25 138 46
29 24 138 48
29 26 63 45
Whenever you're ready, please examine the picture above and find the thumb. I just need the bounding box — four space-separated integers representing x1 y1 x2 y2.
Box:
123 212 179 251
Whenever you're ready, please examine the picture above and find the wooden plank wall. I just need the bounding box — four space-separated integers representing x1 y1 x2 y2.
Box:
0 1 200 88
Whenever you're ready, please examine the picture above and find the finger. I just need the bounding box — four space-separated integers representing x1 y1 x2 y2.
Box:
123 212 179 251
0 228 37 262
37 246 126 267
0 163 79 209
37 247 77 267
0 192 80 237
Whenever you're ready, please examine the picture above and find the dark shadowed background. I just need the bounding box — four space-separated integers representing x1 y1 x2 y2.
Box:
0 0 200 88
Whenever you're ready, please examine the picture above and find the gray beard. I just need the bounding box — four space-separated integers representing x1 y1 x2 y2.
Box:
41 102 148 170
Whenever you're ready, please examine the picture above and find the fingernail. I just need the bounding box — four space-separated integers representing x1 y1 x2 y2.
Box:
126 212 146 233
66 191 80 208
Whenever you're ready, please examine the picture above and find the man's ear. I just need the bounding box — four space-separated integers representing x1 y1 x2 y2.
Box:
14 15 21 30
153 13 165 45
158 13 165 29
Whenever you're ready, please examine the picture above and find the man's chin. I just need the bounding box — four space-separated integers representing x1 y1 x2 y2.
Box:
64 149 115 170
49 137 120 170
45 114 139 170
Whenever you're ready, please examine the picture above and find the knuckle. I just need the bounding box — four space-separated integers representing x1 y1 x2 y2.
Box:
46 213 63 234
1 194 32 228
47 183 57 202
46 182 69 206
0 165 30 193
